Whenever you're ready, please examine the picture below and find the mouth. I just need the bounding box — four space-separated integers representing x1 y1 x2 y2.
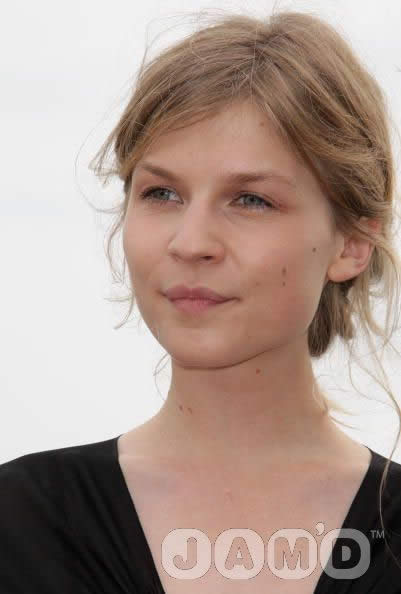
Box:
166 297 235 314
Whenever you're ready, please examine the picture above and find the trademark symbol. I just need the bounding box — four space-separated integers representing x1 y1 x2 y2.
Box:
370 529 385 539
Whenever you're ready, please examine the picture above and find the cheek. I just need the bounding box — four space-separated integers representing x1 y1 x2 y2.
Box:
122 220 151 283
247 246 325 331
281 251 326 331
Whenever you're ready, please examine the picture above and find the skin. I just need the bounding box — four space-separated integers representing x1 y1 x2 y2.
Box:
121 99 376 476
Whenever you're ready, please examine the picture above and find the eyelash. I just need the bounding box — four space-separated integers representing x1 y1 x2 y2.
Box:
138 186 277 212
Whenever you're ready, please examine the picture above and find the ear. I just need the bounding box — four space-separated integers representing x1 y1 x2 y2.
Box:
326 217 381 284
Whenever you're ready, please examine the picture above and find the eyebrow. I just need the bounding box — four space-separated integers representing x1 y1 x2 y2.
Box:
136 161 297 189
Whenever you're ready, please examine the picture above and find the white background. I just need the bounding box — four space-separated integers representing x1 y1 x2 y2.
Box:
1 0 401 463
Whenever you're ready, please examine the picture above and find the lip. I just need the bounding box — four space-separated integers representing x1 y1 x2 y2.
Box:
168 297 234 314
164 284 232 303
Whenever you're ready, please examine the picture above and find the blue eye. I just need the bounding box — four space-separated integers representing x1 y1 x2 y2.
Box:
235 193 274 210
138 186 276 211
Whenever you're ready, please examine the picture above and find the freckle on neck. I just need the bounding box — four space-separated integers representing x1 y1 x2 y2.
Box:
178 404 193 414
224 489 233 502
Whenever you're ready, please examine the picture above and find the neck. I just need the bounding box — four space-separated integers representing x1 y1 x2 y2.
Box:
135 347 354 473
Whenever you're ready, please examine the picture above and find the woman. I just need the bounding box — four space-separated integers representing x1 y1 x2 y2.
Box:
1 8 401 593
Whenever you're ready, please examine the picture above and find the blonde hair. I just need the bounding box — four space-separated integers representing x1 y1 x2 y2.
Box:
88 8 401 567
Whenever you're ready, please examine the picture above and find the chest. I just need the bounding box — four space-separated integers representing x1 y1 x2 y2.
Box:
118 456 366 594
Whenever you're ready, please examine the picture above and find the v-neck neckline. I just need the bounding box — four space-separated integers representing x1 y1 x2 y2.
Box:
110 434 385 594
312 445 384 591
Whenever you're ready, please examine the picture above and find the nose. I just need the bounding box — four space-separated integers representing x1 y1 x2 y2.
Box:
167 201 226 263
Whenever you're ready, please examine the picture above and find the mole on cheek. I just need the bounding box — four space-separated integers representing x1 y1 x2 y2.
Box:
179 404 183 412
187 407 193 414
312 247 317 252
282 266 286 287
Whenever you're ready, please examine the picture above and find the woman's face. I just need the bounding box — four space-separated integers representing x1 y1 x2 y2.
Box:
123 100 340 367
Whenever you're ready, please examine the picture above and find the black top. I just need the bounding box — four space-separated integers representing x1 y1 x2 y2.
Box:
1 434 401 593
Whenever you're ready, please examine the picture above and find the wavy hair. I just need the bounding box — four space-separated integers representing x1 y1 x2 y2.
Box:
88 8 401 568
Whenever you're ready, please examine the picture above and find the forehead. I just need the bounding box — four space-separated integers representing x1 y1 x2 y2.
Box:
141 101 295 164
